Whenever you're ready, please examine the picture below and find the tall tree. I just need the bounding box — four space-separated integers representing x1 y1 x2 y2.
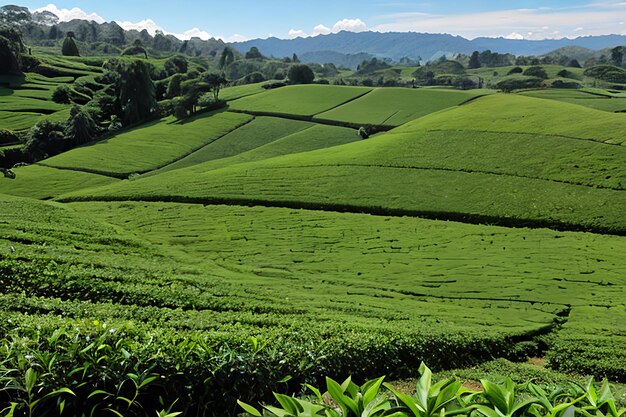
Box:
611 46 624 67
109 60 156 125
219 47 235 68
468 51 481 69
65 105 97 146
61 31 80 56
245 46 264 59
203 72 228 100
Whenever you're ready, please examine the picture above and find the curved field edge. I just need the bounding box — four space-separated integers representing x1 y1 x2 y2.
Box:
58 164 626 235
37 111 253 178
1 194 624 415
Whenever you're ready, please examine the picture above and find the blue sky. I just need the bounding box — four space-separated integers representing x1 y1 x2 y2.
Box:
17 1 626 41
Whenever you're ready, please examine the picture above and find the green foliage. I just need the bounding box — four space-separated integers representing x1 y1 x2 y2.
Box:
219 46 235 69
246 47 264 60
51 84 72 104
65 105 98 146
23 118 66 160
121 45 148 58
523 66 548 79
114 59 156 125
468 51 481 69
0 128 18 145
164 55 188 76
61 34 80 57
288 64 315 84
239 367 624 417
166 73 182 98
496 76 543 92
584 65 626 84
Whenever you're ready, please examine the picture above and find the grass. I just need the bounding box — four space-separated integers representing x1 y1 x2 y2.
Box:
221 82 268 101
62 94 626 234
228 84 372 116
0 165 119 199
40 111 252 177
165 123 362 174
316 87 489 126
150 116 313 175
519 89 626 112
399 94 626 145
0 108 71 132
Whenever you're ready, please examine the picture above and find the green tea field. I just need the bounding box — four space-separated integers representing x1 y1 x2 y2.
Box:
1 81 625 416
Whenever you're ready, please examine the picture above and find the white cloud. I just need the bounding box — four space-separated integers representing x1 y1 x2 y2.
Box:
505 32 525 40
373 3 626 39
33 3 104 23
116 19 165 35
332 18 368 33
288 18 368 39
288 29 308 38
312 24 332 36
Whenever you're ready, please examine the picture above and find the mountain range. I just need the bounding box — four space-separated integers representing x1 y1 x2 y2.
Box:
232 31 626 63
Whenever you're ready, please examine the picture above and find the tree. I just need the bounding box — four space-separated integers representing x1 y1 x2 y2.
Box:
468 51 481 69
173 84 207 120
245 46 264 59
62 32 80 56
164 55 188 76
166 74 183 99
611 46 625 67
568 59 582 68
523 66 548 79
507 67 523 75
52 85 72 104
24 119 66 160
109 60 156 125
219 47 235 68
65 105 97 146
292 53 300 63
288 64 314 84
0 26 24 74
203 72 228 100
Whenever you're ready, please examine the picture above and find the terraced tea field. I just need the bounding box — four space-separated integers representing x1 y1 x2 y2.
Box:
40 111 252 177
519 89 626 112
228 84 372 116
1 83 625 416
315 87 489 126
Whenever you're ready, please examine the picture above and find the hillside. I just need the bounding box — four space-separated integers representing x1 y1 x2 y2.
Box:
0 41 625 417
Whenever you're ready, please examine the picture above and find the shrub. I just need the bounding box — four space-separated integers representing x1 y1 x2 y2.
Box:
0 128 18 145
584 65 626 83
52 84 72 104
496 76 543 92
288 64 315 84
61 33 80 56
507 67 523 75
523 66 548 79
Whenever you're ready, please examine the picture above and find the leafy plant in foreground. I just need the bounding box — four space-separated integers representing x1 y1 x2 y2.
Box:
384 363 469 417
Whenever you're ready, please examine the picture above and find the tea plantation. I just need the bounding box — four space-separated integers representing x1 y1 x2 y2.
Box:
1 80 625 416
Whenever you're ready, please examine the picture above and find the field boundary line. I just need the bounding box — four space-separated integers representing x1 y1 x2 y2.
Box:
57 194 626 236
38 115 255 179
280 163 626 191
426 128 625 147
310 88 374 116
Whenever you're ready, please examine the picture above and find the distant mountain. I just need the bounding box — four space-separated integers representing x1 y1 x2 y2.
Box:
232 31 626 63
300 51 374 69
